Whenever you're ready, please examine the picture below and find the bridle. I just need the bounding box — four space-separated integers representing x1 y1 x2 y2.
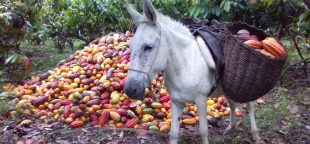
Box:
127 22 163 101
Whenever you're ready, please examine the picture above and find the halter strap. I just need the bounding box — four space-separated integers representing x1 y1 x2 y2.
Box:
127 23 163 101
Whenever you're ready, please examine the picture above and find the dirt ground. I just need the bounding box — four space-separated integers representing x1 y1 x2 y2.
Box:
0 64 309 144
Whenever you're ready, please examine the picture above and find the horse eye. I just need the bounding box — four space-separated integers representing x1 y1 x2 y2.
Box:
144 45 153 51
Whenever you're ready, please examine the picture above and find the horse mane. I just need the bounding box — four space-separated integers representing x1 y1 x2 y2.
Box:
155 11 194 39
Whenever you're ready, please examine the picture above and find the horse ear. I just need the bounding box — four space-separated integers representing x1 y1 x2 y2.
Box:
126 4 142 25
143 0 157 24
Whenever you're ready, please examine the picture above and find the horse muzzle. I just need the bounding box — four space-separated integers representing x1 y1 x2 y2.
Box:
123 78 146 100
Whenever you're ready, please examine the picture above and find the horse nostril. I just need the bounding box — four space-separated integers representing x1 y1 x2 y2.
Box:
128 88 137 96
124 87 138 97
132 88 137 95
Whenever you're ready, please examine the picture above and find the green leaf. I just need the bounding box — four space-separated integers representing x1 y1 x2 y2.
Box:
220 0 226 9
190 6 197 17
214 7 221 16
223 1 231 12
0 92 15 100
203 8 209 18
193 7 202 18
10 54 18 64
5 55 14 65
266 0 273 6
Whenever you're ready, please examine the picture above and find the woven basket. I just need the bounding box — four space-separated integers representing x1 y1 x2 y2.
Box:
221 22 287 103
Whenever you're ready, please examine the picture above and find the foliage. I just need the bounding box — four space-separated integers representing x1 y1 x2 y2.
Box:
40 0 139 53
188 0 304 30
152 0 191 18
0 91 16 116
32 0 308 53
0 0 37 83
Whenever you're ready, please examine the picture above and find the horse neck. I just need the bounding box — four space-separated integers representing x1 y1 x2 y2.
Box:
162 25 208 85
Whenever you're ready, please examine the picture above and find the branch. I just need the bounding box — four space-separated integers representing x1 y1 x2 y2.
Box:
282 58 310 75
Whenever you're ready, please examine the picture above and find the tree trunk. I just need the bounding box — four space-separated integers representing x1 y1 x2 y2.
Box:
285 27 308 74
55 39 65 53
304 0 310 8
291 36 308 74
67 39 74 52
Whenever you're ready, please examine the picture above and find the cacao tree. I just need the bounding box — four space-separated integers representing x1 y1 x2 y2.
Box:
41 0 139 53
0 0 38 83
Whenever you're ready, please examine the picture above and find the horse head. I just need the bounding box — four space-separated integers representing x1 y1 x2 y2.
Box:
123 0 169 100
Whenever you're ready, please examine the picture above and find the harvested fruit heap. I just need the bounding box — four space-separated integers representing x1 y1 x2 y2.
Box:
4 31 233 132
237 29 286 58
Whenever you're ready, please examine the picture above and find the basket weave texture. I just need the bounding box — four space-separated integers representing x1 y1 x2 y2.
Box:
222 22 287 103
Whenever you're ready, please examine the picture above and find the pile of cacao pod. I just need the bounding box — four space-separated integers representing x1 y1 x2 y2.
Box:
237 29 286 58
3 31 233 132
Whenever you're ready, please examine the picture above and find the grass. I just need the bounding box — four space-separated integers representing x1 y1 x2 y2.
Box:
281 39 310 65
19 39 85 73
0 39 86 85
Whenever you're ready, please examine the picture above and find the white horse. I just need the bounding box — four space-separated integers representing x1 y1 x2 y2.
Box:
123 0 260 144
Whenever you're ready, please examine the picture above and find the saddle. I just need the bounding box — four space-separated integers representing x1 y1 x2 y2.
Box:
180 18 225 96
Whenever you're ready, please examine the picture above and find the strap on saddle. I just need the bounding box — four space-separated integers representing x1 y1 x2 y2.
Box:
193 29 224 96
180 18 226 96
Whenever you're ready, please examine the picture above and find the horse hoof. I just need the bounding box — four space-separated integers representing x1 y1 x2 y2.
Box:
253 137 264 144
223 127 232 135
170 140 178 144
253 133 261 140
223 125 237 135
169 137 178 144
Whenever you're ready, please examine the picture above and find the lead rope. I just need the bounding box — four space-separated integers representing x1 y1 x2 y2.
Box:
150 72 164 102
127 68 161 102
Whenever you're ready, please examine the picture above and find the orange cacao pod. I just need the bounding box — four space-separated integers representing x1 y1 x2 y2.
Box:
125 119 137 128
99 111 110 126
70 120 84 128
244 40 262 49
182 118 197 125
109 111 120 122
255 49 275 58
262 38 285 57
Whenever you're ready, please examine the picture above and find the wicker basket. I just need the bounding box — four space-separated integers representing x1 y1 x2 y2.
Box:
181 19 287 103
221 22 287 103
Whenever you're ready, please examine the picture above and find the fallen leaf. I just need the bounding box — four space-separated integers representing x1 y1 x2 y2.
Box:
256 99 265 105
299 100 310 107
55 140 70 144
1 125 12 132
136 130 149 140
118 131 124 138
281 120 289 126
287 104 299 115
274 102 280 109
272 138 285 144
38 124 53 130
82 128 90 133
277 130 288 135
18 119 33 127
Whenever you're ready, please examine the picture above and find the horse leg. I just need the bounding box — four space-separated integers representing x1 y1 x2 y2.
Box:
169 100 182 144
246 102 261 141
196 96 209 144
224 97 237 135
